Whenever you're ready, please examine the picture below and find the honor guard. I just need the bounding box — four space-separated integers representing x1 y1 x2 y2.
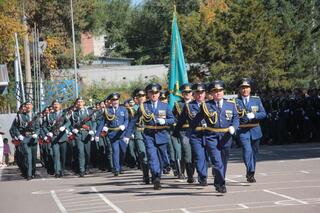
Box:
174 83 208 186
130 88 150 184
70 97 96 177
125 83 175 190
235 78 266 183
96 93 129 176
11 101 41 180
201 81 239 193
172 83 195 183
44 100 71 177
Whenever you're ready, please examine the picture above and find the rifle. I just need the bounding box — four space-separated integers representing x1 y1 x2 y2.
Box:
47 106 74 143
68 108 98 142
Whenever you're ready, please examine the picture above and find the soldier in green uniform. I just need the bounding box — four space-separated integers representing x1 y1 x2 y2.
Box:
172 83 195 183
44 100 71 177
13 101 40 180
70 97 96 177
131 88 150 184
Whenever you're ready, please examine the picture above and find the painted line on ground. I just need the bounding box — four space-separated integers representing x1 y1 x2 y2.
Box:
180 208 192 213
300 170 310 174
263 189 308 204
237 203 249 209
91 187 124 213
225 178 247 186
50 190 67 213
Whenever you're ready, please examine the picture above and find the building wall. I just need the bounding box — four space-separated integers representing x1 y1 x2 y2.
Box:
81 32 94 56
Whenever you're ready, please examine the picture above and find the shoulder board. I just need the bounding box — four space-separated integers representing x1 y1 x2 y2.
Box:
227 98 236 104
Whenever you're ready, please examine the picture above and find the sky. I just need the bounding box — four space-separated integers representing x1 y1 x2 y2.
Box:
132 0 143 5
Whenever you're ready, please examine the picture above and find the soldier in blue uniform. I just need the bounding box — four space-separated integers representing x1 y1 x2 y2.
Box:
70 97 96 177
125 83 175 190
172 83 195 183
235 78 266 183
174 83 208 186
44 100 71 178
96 93 129 176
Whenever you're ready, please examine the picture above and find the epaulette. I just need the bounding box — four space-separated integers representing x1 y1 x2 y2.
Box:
227 98 236 104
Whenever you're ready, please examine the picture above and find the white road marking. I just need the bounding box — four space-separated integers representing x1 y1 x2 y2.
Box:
300 170 310 174
180 208 191 213
238 203 249 209
91 187 124 213
66 204 108 211
0 167 3 181
50 190 67 213
263 189 308 204
299 158 320 161
258 173 268 176
63 200 103 207
32 189 74 195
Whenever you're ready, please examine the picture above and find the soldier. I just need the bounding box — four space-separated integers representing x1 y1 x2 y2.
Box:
70 97 96 177
125 83 175 190
12 101 40 180
172 83 195 183
235 78 266 183
130 88 150 184
96 93 129 176
174 83 208 186
44 100 71 177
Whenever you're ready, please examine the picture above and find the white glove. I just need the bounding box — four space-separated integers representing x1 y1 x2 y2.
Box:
44 136 48 141
32 134 38 139
95 136 100 142
102 126 108 132
65 129 69 134
90 137 94 141
123 137 130 144
68 132 73 137
131 134 135 139
202 123 207 128
89 130 94 135
228 126 235 135
304 116 309 120
156 118 166 125
247 112 255 120
59 126 66 132
72 129 79 134
47 132 53 137
18 135 24 141
119 125 126 131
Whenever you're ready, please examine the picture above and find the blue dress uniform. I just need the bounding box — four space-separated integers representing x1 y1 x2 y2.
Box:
235 78 266 182
174 83 208 185
125 83 175 190
96 93 129 176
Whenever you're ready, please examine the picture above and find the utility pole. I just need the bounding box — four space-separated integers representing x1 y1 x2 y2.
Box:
23 2 32 101
70 0 79 98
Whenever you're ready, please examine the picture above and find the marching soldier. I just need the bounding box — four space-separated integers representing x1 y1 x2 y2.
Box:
174 83 208 186
130 88 150 184
172 83 195 183
125 83 175 190
96 93 129 176
12 101 40 180
235 78 266 183
70 97 96 177
44 100 71 177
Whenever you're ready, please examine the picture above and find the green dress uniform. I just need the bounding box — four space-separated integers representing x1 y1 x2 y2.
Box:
70 107 95 176
14 112 40 179
44 110 71 177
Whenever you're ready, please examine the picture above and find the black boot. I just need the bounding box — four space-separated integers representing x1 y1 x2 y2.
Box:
186 163 195 183
142 163 150 184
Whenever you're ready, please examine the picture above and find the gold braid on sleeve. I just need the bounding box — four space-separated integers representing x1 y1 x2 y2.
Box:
175 102 182 115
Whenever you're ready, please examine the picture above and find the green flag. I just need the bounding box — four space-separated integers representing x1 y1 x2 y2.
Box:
168 11 188 109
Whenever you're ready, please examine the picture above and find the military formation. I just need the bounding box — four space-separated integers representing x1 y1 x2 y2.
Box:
8 79 320 193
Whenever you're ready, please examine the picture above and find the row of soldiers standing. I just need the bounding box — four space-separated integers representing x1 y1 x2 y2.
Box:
259 88 320 145
9 78 268 194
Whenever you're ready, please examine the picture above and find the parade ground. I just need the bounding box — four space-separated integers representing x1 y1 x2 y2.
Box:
1 143 320 213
